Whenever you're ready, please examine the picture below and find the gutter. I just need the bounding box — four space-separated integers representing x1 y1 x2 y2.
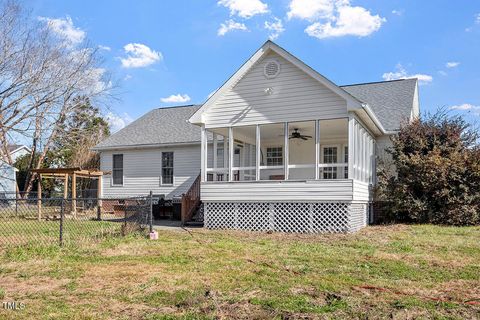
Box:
91 140 201 152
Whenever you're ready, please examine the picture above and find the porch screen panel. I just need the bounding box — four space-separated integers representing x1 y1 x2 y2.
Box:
232 126 256 181
206 128 229 182
351 118 374 183
259 123 285 180
288 121 315 180
318 118 348 180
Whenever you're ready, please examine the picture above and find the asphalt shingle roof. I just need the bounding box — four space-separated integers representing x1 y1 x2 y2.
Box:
94 79 417 150
341 78 417 131
93 105 202 150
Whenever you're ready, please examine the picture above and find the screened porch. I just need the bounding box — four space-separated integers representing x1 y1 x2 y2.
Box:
200 116 375 186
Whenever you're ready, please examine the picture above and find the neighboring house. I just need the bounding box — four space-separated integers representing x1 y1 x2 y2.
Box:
0 160 17 197
8 144 31 163
94 41 419 233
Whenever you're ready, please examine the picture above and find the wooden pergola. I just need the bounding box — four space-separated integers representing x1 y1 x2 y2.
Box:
31 167 105 220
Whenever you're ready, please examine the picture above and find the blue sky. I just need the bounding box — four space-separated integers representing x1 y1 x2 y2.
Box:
27 0 480 131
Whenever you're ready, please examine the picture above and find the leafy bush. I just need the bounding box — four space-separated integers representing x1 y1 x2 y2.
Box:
377 111 480 225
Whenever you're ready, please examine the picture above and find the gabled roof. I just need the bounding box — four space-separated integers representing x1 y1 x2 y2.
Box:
341 78 418 132
8 144 31 154
189 40 366 125
93 105 201 150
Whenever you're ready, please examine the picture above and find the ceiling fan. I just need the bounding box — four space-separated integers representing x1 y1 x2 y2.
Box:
289 128 312 140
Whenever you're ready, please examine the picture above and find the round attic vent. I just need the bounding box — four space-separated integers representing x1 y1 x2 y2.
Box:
264 60 280 79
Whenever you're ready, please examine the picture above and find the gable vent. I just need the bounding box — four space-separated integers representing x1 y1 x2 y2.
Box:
264 60 280 79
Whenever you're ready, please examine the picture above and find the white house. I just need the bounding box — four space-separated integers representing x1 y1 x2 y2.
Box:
8 144 31 163
0 160 17 197
93 41 419 233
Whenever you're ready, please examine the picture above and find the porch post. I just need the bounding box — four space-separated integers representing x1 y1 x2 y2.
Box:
228 127 233 181
255 125 260 181
213 133 218 181
37 174 42 221
200 125 206 182
361 129 366 182
348 114 354 180
72 172 77 216
284 122 289 180
222 136 227 172
315 120 320 180
97 175 103 215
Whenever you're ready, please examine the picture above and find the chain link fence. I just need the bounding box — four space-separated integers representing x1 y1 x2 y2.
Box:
0 193 154 248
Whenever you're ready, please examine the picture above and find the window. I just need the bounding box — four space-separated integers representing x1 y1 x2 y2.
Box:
112 154 123 185
344 146 348 179
323 147 337 179
266 147 283 166
161 152 174 185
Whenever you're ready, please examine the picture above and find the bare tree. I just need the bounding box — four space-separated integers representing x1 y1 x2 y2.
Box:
0 0 113 194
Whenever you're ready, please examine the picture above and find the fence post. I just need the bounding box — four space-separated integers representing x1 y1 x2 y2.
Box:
59 199 64 247
124 206 127 230
149 191 153 233
97 201 102 221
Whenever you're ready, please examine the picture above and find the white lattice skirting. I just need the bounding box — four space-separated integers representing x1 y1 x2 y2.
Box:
204 202 368 233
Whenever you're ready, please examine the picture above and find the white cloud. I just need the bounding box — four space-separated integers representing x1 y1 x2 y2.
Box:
161 94 191 104
287 0 335 21
466 13 480 31
38 16 85 46
391 9 404 16
264 18 285 40
120 43 162 68
304 3 385 39
446 61 460 68
105 112 133 132
382 64 433 85
287 1 385 39
438 70 448 76
98 45 111 51
218 19 248 36
450 103 480 116
84 67 111 95
218 0 268 18
123 74 132 81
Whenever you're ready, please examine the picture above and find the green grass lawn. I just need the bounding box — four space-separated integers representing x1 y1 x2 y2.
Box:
0 218 124 246
0 224 479 319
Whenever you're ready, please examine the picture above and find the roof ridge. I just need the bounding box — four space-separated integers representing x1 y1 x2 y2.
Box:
155 104 201 110
340 78 416 87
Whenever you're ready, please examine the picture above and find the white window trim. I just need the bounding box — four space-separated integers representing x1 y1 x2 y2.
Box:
111 154 124 187
320 144 340 180
266 146 283 167
160 151 175 186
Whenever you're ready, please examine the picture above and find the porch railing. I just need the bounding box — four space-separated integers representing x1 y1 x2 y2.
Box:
181 173 201 224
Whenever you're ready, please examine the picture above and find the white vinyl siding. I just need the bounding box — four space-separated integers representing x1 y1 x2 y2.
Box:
204 52 347 128
352 180 370 201
100 145 201 199
201 180 354 202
